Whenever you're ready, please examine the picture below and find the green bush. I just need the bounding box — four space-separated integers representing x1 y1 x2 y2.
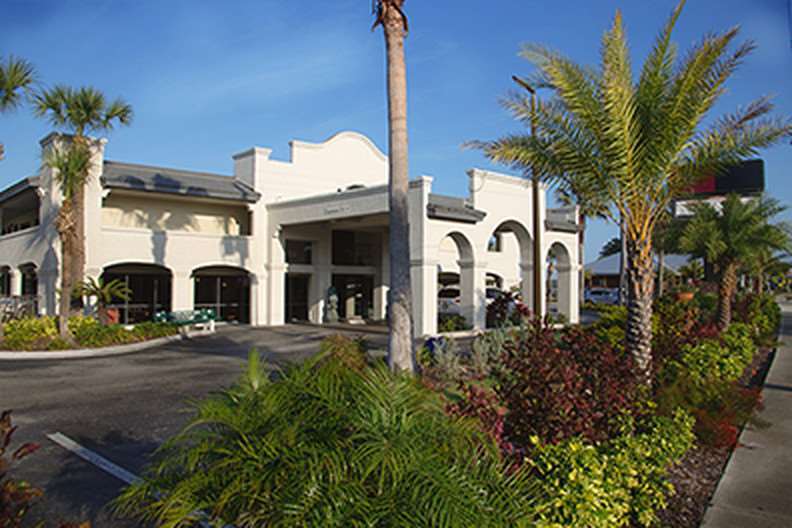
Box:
1 315 178 350
2 317 58 350
592 304 628 349
529 410 695 528
115 347 537 527
679 323 755 385
438 313 470 332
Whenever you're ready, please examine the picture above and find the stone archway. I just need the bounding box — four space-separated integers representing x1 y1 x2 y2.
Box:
546 242 574 322
487 220 534 313
102 263 173 324
437 231 485 329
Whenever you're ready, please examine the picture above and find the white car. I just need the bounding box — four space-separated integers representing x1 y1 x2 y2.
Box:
438 287 461 315
439 286 506 315
585 287 620 305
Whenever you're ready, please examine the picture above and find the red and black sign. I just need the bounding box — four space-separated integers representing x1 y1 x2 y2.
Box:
689 159 764 197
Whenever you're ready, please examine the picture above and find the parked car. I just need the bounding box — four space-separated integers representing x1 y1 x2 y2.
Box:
585 287 620 305
438 287 461 315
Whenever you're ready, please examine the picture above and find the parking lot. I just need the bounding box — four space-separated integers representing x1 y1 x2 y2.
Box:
1 325 386 526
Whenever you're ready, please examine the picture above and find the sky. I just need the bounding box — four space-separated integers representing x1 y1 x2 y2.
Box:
1 0 791 261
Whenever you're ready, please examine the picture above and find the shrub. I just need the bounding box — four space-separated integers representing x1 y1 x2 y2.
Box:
591 304 628 350
317 333 367 371
529 409 694 528
131 321 179 341
679 323 755 385
2 317 57 350
438 313 469 332
115 348 537 527
1 410 42 527
486 291 528 328
493 318 640 446
735 293 781 344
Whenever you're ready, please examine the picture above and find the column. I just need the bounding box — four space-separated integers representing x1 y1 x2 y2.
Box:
9 269 21 297
460 260 487 330
558 263 580 324
172 271 193 312
519 262 534 315
410 260 438 337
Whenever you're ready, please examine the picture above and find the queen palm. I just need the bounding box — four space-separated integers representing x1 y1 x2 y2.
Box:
373 0 414 372
678 194 790 327
0 56 36 160
34 86 132 337
474 0 791 383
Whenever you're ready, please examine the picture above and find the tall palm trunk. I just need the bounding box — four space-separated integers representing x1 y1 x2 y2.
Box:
381 1 414 372
718 261 738 329
578 213 585 305
56 204 76 339
71 182 86 307
625 238 655 385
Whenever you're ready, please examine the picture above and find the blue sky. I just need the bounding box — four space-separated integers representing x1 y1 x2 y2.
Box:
1 0 791 260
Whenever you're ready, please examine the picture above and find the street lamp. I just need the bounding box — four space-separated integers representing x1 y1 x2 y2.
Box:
512 75 543 317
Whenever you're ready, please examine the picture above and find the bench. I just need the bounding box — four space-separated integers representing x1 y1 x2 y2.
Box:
154 309 217 333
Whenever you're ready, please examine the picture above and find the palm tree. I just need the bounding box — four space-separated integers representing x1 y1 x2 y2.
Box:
73 276 131 325
0 56 36 160
599 237 622 259
678 194 790 327
747 250 791 294
34 86 132 337
473 0 791 383
373 0 414 372
115 347 535 526
43 142 92 338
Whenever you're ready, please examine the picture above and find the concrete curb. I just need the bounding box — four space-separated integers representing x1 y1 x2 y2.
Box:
0 329 213 360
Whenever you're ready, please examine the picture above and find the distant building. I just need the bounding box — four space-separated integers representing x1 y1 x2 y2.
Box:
585 253 693 290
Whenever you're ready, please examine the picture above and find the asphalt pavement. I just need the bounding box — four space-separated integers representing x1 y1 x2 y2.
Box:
0 325 385 527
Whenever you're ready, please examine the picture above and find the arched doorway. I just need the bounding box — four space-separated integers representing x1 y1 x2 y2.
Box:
487 220 534 312
546 242 572 322
0 266 10 297
193 266 251 323
19 263 38 298
102 263 173 324
437 232 481 328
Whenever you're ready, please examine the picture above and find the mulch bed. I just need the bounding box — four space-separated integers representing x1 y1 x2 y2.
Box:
653 344 775 527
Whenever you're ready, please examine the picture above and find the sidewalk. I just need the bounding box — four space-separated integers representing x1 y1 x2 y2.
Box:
701 301 792 527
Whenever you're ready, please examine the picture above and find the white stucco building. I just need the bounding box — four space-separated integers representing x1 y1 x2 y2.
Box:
0 131 580 335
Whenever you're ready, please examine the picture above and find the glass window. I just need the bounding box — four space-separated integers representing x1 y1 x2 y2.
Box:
286 240 313 265
488 233 502 252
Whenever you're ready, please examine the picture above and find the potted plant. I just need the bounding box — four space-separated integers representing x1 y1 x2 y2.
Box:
676 281 695 303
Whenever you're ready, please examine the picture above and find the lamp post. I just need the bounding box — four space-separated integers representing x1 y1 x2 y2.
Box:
512 76 543 316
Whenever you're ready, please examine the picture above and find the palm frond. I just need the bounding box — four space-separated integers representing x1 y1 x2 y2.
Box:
0 55 36 112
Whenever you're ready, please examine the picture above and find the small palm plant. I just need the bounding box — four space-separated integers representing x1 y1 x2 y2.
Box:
73 276 131 325
115 343 537 527
678 194 791 327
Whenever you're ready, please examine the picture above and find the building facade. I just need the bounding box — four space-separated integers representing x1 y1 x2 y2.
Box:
0 131 580 335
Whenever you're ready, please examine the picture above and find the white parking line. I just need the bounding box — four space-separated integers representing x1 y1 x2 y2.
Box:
47 432 140 485
47 432 235 528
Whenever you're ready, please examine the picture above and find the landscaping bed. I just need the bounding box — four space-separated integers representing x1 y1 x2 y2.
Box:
0 315 179 351
655 341 775 527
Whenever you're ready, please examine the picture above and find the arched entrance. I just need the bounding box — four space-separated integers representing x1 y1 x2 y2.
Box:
102 263 173 324
546 242 573 322
437 231 482 328
487 220 534 312
0 266 10 297
193 265 251 323
19 263 38 298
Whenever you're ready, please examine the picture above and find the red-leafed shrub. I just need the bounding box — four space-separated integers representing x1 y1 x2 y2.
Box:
445 382 515 456
493 318 640 446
